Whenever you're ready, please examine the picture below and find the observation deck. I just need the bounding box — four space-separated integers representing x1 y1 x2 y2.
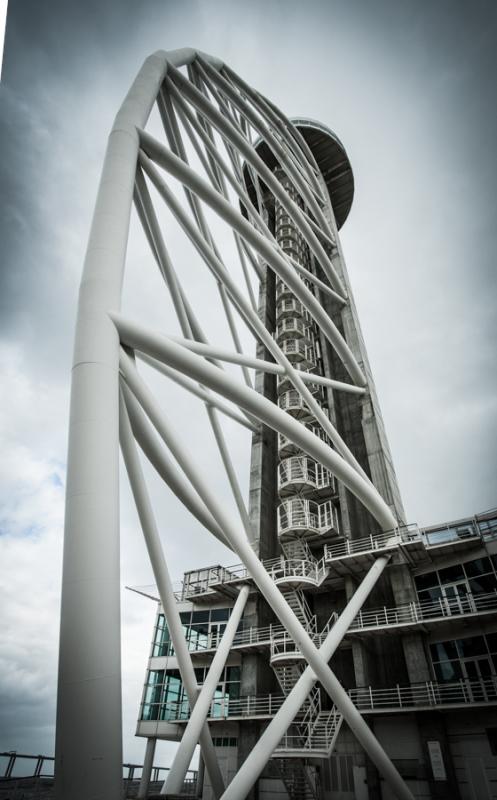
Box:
242 117 354 229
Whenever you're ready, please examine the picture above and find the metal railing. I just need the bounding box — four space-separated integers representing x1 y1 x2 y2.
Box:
278 456 335 495
324 526 421 560
278 389 313 417
349 590 497 631
140 674 497 726
280 338 316 367
276 316 312 341
324 521 483 562
276 297 312 322
0 752 198 798
278 498 339 537
349 677 497 710
276 708 342 754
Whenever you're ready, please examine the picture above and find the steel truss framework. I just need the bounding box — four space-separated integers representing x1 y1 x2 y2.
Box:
55 48 414 800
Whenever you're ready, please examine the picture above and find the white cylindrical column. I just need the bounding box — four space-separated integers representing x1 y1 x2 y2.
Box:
164 586 249 795
138 738 156 799
55 49 225 800
54 51 170 800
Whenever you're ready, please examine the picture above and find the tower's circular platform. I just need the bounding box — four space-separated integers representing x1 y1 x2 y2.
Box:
242 117 354 229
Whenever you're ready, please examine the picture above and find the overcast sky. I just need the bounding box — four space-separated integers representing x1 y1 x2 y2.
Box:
1 0 496 772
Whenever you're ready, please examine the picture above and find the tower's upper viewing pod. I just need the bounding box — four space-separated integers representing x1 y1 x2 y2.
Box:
243 117 354 229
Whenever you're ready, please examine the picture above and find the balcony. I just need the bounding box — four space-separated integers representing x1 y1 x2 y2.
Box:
348 590 497 634
349 676 497 712
276 317 312 342
279 338 316 369
278 456 337 499
278 498 340 542
323 526 426 578
276 297 312 322
139 676 497 731
423 520 483 555
323 522 485 579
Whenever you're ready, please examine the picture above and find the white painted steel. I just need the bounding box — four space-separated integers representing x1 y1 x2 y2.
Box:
55 48 220 800
137 738 156 799
60 46 415 800
117 343 410 798
219 557 409 800
163 586 249 794
113 315 396 531
119 393 225 797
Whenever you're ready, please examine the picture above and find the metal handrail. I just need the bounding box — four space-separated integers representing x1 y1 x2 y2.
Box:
140 675 497 725
324 525 421 560
348 677 497 710
324 521 482 562
349 590 497 631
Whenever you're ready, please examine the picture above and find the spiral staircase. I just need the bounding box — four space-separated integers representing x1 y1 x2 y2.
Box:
268 177 344 798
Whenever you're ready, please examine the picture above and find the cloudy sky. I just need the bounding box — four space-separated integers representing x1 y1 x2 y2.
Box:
1 0 496 772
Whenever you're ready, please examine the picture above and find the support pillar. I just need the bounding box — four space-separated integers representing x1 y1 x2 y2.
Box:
138 738 157 799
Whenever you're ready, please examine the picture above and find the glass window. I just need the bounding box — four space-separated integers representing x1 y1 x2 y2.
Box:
456 636 487 658
153 616 171 657
468 575 497 594
430 641 459 662
479 518 497 539
434 660 462 682
418 587 443 604
415 572 439 591
438 564 465 584
211 608 230 621
226 666 241 682
192 610 209 623
465 557 492 577
486 633 497 653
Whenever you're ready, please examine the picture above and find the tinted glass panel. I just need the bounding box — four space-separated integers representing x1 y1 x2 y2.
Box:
434 661 462 681
465 557 492 577
192 610 209 622
469 575 497 594
211 608 230 621
438 565 465 584
226 666 241 682
415 572 439 591
430 641 458 662
457 636 487 658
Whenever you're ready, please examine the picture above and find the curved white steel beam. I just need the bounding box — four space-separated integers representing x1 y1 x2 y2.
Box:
119 393 226 798
138 133 362 385
114 314 396 532
117 340 410 800
59 46 411 800
137 152 371 481
168 65 347 297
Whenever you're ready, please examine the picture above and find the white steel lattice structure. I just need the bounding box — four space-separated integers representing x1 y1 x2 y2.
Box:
55 48 418 800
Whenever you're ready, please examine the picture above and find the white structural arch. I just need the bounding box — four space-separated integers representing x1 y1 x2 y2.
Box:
55 48 413 800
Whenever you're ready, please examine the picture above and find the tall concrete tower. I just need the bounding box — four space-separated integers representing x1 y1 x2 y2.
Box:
57 47 497 800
